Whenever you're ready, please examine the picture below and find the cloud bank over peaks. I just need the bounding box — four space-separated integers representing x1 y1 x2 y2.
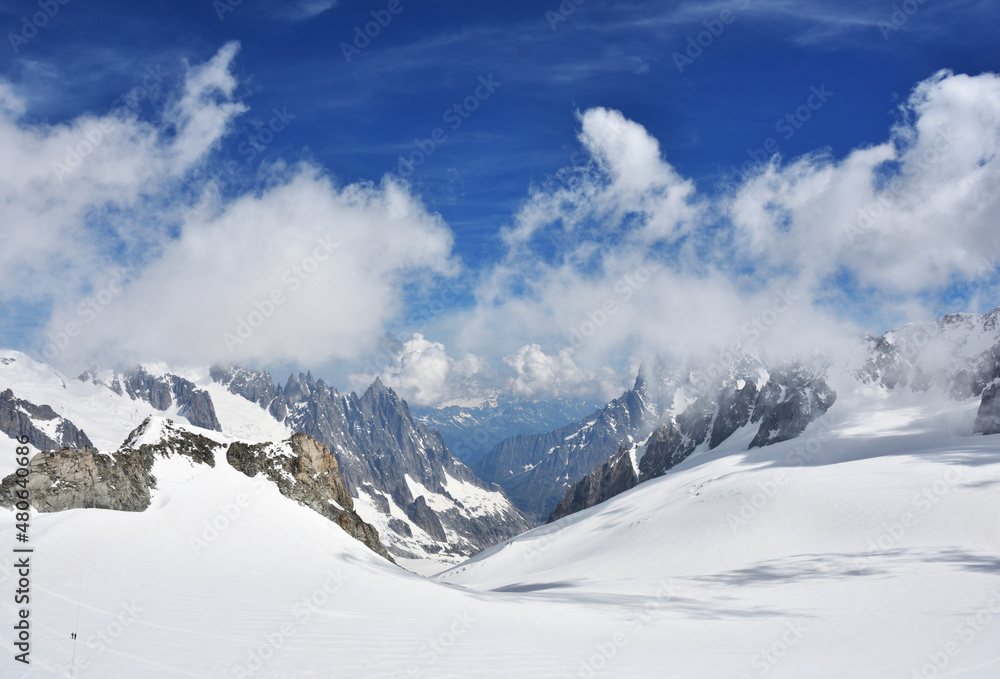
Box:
9 43 456 371
4 44 998 410
445 68 1000 405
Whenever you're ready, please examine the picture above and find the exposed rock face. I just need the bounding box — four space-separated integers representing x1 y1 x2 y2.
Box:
0 419 394 560
547 446 638 523
0 388 94 451
123 368 174 411
709 381 758 449
749 366 837 448
168 376 223 432
973 384 1000 435
546 363 837 522
80 367 222 432
212 367 530 559
858 309 1000 398
638 421 688 481
0 446 153 512
226 433 392 561
0 418 220 512
405 496 447 543
969 345 1000 436
208 365 287 421
475 360 675 523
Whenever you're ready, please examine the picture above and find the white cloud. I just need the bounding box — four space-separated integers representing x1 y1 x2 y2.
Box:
48 168 456 368
503 344 598 400
0 43 455 373
5 50 999 409
350 333 493 407
438 69 1000 400
0 42 246 307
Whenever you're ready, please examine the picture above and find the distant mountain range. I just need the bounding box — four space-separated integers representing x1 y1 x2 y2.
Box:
411 395 602 466
542 308 1000 523
0 355 529 564
2 307 998 564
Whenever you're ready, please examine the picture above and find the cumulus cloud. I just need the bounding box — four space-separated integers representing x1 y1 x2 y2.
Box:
444 70 1000 391
50 169 455 368
0 43 454 372
727 70 1000 297
504 344 609 399
6 50 999 409
0 41 246 306
350 333 493 407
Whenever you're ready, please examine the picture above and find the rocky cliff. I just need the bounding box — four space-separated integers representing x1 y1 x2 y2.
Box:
211 367 530 559
474 360 674 523
80 367 222 431
547 445 639 523
0 388 94 452
0 419 393 560
227 433 392 560
548 362 837 522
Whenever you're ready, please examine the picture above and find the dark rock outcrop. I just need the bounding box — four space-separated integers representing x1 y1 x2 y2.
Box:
0 418 220 512
405 496 447 542
80 367 222 432
212 366 530 559
858 309 1000 398
0 388 94 451
709 381 758 449
548 445 638 523
973 383 1000 435
226 433 392 560
210 365 288 421
0 446 154 512
168 376 222 431
122 368 174 411
547 363 837 521
638 421 688 481
0 419 394 560
474 359 676 523
749 366 837 448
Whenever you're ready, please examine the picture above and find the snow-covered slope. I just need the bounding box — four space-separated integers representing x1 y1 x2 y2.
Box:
0 351 290 450
2 381 999 677
210 367 529 563
0 353 525 564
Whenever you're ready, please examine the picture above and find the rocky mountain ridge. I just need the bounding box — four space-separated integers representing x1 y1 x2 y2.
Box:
546 308 1000 523
80 366 222 431
0 417 392 559
210 367 530 560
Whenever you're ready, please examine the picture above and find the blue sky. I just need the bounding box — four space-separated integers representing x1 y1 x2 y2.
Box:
1 0 999 404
